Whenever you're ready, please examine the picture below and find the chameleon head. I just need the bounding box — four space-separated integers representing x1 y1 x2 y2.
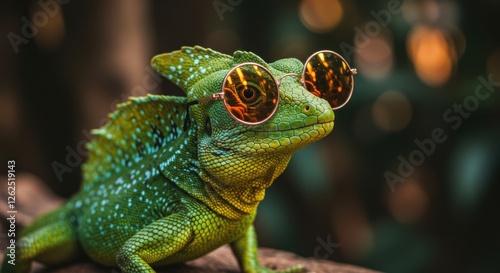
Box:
152 46 353 190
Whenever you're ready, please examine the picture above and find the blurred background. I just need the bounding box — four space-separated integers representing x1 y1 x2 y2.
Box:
1 0 499 272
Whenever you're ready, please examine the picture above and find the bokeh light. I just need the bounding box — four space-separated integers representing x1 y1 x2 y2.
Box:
299 0 343 33
372 91 413 132
403 0 441 24
449 135 497 217
386 176 430 224
333 198 373 260
407 25 456 87
403 0 460 26
354 34 394 79
487 48 500 82
30 1 65 51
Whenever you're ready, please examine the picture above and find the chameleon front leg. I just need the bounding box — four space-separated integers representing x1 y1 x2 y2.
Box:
1 221 82 273
230 226 306 273
116 213 192 273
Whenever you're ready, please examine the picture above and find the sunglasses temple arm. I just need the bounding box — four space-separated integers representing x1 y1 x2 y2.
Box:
183 100 199 131
183 92 225 130
197 92 225 103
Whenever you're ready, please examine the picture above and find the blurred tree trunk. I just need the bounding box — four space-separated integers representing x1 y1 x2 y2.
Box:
66 0 154 132
0 0 154 196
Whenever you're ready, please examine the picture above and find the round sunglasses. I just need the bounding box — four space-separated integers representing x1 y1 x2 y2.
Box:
187 50 357 125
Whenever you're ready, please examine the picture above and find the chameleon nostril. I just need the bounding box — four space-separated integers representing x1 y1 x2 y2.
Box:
303 104 314 114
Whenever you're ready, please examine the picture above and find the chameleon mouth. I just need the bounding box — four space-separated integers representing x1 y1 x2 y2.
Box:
256 119 334 143
292 119 334 134
278 120 334 134
288 119 334 131
229 119 334 153
254 120 334 151
251 119 334 133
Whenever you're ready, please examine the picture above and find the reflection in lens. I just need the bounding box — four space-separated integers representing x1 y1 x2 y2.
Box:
303 51 353 109
223 64 279 124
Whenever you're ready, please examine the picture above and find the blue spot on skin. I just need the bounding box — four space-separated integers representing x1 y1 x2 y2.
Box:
194 59 199 65
185 49 192 54
170 66 176 72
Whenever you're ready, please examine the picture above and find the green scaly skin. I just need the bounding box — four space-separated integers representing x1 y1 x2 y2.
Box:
1 46 335 273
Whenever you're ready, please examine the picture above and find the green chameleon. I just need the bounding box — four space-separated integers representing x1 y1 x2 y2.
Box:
2 46 355 273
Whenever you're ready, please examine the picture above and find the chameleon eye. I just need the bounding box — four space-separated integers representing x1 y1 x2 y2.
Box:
222 64 279 125
302 51 356 110
236 84 263 105
240 87 258 102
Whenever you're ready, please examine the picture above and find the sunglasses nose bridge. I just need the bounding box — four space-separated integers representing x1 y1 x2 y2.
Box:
276 73 302 88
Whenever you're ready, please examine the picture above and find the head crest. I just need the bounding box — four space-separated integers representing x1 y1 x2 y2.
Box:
151 46 233 93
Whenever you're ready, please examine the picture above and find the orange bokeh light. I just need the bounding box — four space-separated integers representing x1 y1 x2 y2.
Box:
407 25 456 87
299 0 344 33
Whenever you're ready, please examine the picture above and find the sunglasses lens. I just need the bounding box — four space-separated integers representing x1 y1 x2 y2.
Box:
303 51 354 109
223 64 279 124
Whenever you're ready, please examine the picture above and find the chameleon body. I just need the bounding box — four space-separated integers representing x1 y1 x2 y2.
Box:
2 46 335 273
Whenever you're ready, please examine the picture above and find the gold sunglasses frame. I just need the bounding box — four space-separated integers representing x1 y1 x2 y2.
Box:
186 50 357 126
